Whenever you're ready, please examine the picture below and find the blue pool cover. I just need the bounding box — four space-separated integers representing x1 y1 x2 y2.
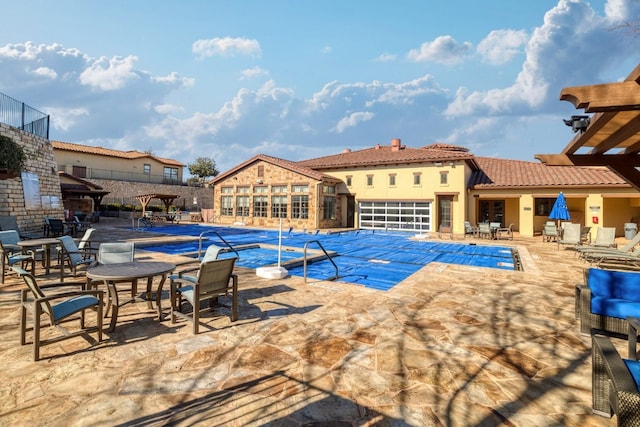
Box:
140 225 516 291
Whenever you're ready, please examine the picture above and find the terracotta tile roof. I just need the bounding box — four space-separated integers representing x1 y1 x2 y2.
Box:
51 141 185 167
211 154 333 184
297 142 475 169
470 157 631 189
58 171 104 189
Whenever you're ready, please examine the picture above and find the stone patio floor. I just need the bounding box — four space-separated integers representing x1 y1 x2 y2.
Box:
0 218 623 426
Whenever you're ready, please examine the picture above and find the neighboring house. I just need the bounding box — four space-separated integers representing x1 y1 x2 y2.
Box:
212 138 640 237
53 141 185 185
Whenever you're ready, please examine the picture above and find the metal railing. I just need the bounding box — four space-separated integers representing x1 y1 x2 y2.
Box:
0 91 49 139
198 230 240 260
303 240 338 283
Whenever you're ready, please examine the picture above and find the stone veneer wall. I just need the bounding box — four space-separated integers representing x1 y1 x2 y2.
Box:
92 179 213 211
0 123 64 233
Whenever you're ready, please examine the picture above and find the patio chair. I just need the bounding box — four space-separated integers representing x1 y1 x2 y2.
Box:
14 266 103 361
496 223 513 240
0 230 35 283
58 235 95 281
542 221 560 242
45 218 67 237
592 227 617 248
591 334 640 425
56 227 98 265
92 242 136 316
464 221 479 238
581 226 592 245
478 223 492 239
0 215 43 239
170 257 238 334
558 223 582 250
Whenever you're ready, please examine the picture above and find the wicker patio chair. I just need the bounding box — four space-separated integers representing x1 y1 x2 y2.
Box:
14 266 103 361
591 334 640 425
576 268 640 336
170 257 238 334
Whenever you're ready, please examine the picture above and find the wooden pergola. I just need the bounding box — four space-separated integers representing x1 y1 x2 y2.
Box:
135 193 179 213
536 64 640 190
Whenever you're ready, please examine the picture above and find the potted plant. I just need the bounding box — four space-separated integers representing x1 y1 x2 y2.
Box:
0 135 26 179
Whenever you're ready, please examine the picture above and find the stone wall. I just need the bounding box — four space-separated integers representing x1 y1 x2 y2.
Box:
0 123 64 233
93 179 213 211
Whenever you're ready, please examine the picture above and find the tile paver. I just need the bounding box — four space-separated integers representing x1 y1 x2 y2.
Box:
0 218 618 426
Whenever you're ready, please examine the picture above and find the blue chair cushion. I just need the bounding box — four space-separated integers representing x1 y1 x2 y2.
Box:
623 359 640 391
51 295 99 321
591 296 640 319
589 268 640 300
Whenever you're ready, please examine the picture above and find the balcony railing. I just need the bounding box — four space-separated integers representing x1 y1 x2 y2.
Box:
60 165 182 185
0 91 49 139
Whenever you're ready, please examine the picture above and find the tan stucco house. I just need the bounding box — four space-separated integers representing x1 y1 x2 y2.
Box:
53 141 185 185
211 138 639 238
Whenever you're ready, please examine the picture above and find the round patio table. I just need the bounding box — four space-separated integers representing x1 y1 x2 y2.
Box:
18 237 60 275
86 261 175 332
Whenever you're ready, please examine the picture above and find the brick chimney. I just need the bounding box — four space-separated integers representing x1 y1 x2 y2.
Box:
391 138 402 151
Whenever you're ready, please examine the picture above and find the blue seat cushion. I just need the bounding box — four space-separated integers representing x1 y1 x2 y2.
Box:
623 359 640 391
589 268 640 300
591 296 640 319
51 295 99 321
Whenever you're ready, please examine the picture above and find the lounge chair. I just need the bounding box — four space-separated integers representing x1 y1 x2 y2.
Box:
170 257 238 334
578 230 640 261
0 230 35 283
591 334 640 424
591 227 617 248
542 221 560 242
558 223 581 250
14 266 103 361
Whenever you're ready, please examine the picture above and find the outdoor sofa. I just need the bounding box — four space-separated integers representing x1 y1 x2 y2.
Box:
576 267 640 336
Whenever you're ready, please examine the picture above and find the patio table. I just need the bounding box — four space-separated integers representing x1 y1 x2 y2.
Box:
18 237 60 275
86 261 175 332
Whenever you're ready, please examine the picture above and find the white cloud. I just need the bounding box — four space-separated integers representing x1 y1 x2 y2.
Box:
154 104 184 114
153 71 195 87
375 53 396 62
334 111 375 133
45 107 89 132
240 66 269 79
79 55 139 91
477 29 528 65
192 37 261 59
30 66 57 79
444 0 640 118
321 46 332 54
407 35 473 65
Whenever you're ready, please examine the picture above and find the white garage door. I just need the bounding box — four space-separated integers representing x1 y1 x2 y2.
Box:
359 201 431 231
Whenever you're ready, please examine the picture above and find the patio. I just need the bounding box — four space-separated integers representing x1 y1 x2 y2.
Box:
0 218 618 426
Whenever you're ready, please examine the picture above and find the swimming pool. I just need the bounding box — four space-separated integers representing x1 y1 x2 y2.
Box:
138 225 518 291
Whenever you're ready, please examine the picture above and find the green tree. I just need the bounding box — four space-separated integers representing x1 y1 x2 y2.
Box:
187 157 219 186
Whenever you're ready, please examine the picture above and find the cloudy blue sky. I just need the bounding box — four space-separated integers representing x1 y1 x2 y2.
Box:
1 0 639 174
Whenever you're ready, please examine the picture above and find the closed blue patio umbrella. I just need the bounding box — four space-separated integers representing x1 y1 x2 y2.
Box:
549 192 570 226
